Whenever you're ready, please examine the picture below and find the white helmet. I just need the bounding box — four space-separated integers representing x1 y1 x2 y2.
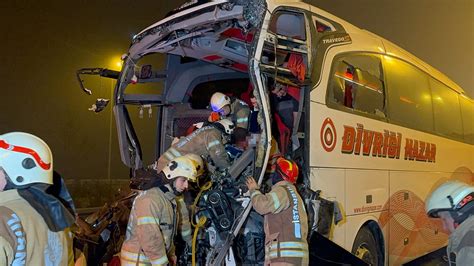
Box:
215 119 235 135
184 153 205 177
426 181 474 219
0 132 53 186
162 156 198 182
210 92 231 112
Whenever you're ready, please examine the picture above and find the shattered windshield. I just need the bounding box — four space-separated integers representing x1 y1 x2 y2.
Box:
165 0 218 17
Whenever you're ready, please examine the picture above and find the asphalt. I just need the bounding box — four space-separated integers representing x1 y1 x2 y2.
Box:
309 232 451 266
403 247 451 266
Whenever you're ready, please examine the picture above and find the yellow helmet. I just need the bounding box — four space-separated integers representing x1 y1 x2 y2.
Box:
184 153 205 177
162 156 198 182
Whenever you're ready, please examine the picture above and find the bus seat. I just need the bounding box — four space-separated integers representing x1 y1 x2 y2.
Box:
344 67 354 108
287 53 306 82
240 83 254 107
274 112 291 155
287 86 300 101
185 124 199 136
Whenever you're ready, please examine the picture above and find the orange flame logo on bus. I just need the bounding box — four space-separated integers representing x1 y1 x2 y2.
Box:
320 118 337 152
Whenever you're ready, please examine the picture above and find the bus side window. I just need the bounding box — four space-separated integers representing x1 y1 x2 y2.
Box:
315 19 333 33
262 10 310 85
328 54 386 118
269 11 306 40
460 96 474 144
430 78 463 141
384 57 433 132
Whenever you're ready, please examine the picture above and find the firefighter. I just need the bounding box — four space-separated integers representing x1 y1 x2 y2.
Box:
121 155 199 266
154 119 234 173
177 153 205 245
246 157 308 266
425 181 474 266
0 132 74 265
209 92 250 129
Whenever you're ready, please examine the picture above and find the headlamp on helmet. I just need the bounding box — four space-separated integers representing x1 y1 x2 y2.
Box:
210 92 231 112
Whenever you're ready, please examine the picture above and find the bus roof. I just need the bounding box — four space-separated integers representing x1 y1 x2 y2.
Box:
303 2 467 96
130 0 468 98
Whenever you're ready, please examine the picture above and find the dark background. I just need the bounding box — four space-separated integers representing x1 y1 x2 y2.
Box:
0 0 472 208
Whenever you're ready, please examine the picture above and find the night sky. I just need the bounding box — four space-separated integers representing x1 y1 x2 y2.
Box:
0 0 472 207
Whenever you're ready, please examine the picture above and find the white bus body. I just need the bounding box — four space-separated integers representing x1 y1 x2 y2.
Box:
303 3 473 264
97 0 473 264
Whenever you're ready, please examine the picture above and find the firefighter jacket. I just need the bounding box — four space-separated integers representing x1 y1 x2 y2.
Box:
120 186 190 266
447 215 474 266
176 195 192 246
156 126 230 172
250 181 309 266
0 189 73 266
229 97 250 129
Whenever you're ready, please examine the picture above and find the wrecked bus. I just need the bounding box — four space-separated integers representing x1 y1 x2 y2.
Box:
77 0 474 265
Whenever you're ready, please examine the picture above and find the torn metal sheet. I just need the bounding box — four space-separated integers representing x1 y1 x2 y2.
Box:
129 2 244 59
88 98 110 113
232 0 267 29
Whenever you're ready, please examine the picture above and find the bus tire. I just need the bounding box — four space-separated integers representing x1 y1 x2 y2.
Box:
351 225 383 266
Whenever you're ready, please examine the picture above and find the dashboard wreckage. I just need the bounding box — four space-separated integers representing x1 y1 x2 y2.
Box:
76 0 368 265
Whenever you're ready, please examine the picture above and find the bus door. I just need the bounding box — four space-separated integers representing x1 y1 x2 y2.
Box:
114 62 167 169
259 7 312 164
112 1 246 170
76 65 166 170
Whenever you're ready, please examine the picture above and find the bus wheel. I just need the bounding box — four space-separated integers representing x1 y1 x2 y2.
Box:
351 226 380 266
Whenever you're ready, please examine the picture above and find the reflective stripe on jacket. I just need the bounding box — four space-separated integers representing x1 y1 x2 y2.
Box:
448 215 474 266
0 189 73 266
250 181 309 266
156 126 229 172
176 195 192 245
120 187 178 266
230 98 250 129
